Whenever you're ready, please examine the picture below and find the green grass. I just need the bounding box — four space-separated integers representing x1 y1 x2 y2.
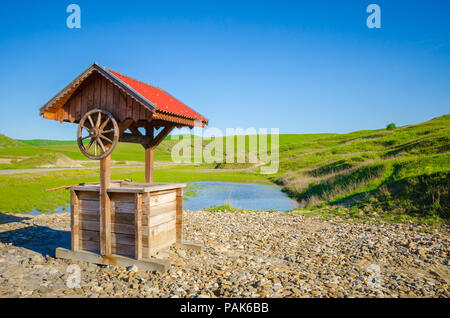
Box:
274 115 450 222
0 164 268 213
1 114 449 223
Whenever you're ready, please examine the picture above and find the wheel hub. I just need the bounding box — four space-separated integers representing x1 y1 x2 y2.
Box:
89 127 100 138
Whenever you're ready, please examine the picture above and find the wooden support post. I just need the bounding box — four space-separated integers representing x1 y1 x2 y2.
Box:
176 188 183 243
145 148 154 183
145 125 154 183
99 156 111 256
70 190 80 251
135 193 143 260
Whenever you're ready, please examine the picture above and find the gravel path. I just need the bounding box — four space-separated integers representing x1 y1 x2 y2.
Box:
0 211 448 298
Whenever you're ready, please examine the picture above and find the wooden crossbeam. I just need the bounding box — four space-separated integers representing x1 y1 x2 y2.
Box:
150 126 174 150
119 133 152 145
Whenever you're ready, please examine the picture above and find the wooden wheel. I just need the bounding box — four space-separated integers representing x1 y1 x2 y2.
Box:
77 109 119 160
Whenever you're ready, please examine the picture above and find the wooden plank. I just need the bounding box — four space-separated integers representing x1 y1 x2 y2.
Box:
55 248 169 272
80 229 100 242
71 190 80 251
80 220 100 232
143 219 175 237
145 201 176 219
119 133 152 145
176 188 183 243
135 193 143 260
126 95 133 119
81 220 135 235
77 191 99 201
86 79 94 112
146 226 176 251
146 192 151 258
80 239 99 253
113 84 120 116
113 201 136 214
93 74 100 107
148 209 176 227
81 211 135 224
100 156 111 256
110 192 135 202
106 80 114 113
118 91 127 121
81 230 135 246
81 82 88 116
143 191 177 206
132 101 140 122
80 199 100 212
100 77 107 109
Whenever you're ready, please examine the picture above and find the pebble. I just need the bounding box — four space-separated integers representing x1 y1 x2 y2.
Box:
0 211 448 298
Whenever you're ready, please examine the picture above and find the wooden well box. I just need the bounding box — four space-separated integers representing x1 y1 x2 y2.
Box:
69 182 186 259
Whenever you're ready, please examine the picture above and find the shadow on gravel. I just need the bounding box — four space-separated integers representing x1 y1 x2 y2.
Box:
0 212 30 225
0 224 70 257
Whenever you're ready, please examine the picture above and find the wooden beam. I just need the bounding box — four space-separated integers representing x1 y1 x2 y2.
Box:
145 125 154 182
176 188 183 243
99 156 111 256
151 126 174 150
118 119 134 135
146 192 152 259
70 190 80 251
135 193 143 260
55 248 170 273
119 133 152 145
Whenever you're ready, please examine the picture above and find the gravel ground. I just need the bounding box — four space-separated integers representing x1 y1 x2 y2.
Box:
0 211 449 298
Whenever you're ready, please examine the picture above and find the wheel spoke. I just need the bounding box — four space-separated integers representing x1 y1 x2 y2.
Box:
94 140 98 156
87 115 95 128
81 135 90 141
99 134 112 144
100 117 110 131
102 129 115 134
86 138 95 151
96 112 101 128
98 138 106 153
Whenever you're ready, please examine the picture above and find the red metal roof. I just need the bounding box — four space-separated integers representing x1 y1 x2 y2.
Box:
106 68 208 123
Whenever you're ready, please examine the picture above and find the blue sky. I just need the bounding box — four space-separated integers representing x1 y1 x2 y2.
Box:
0 0 449 140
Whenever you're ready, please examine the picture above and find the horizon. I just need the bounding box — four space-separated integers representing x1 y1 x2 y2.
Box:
1 1 449 140
4 112 446 142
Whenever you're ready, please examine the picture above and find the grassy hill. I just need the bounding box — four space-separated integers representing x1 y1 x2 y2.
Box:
1 115 449 221
273 115 449 221
0 134 25 148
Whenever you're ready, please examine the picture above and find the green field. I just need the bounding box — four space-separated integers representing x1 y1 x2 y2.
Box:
0 115 449 223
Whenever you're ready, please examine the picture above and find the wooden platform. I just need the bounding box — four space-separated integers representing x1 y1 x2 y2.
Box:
56 247 170 272
56 240 203 272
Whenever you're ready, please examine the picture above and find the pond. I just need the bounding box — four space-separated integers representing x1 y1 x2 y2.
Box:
184 181 297 211
27 181 297 214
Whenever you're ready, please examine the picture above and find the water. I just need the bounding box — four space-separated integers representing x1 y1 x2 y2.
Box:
27 182 296 214
184 181 297 211
28 204 70 216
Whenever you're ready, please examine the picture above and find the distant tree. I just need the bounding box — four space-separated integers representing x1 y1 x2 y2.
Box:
386 123 396 130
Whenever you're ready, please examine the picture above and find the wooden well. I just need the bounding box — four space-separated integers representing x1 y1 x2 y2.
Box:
70 182 185 259
40 63 208 271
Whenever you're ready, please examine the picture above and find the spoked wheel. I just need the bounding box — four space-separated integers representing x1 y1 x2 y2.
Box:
77 109 119 160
